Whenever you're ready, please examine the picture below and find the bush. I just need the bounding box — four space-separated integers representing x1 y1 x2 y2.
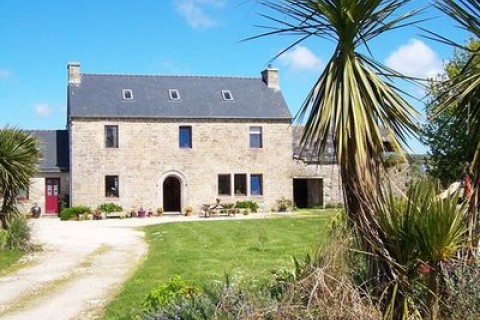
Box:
234 200 259 213
6 216 31 250
276 197 293 211
97 202 123 213
59 206 91 221
143 275 200 312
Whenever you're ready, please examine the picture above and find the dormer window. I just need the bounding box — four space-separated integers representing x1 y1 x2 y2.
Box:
169 89 180 100
122 89 133 100
222 90 233 101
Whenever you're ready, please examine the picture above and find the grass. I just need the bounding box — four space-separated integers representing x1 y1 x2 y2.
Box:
0 250 25 276
101 214 334 319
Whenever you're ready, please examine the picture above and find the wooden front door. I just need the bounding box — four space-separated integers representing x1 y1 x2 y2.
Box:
45 178 60 214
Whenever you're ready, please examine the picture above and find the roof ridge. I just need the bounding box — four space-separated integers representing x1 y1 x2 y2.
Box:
81 73 260 80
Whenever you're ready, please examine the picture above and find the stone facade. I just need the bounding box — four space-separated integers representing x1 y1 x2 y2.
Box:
18 172 68 215
70 118 292 212
290 160 343 205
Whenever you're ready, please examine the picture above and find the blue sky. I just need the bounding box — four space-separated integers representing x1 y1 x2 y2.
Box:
0 0 471 153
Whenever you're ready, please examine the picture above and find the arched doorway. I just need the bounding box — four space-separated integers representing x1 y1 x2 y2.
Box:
163 176 181 212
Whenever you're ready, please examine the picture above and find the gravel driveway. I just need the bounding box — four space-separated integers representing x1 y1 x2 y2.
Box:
0 215 239 320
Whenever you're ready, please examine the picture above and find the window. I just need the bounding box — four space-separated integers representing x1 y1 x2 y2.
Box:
169 89 180 100
249 126 263 148
222 90 233 101
250 174 263 196
234 174 247 196
179 126 192 148
105 175 119 197
218 174 231 196
105 125 119 148
122 89 133 100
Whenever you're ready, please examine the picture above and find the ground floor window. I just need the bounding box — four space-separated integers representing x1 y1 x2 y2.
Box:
105 175 119 197
218 174 231 195
217 173 263 197
250 174 263 196
234 174 247 196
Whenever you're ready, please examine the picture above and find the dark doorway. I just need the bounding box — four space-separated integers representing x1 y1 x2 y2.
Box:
163 176 181 212
293 178 323 208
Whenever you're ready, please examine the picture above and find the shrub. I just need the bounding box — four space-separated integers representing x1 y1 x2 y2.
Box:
234 200 259 212
143 275 200 312
59 206 91 221
6 216 31 250
97 202 123 213
440 262 480 319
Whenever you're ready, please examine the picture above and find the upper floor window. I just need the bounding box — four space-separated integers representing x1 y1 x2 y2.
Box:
105 125 119 148
169 89 180 100
122 89 133 100
105 175 119 197
218 174 231 196
249 126 263 148
221 90 234 101
250 174 263 196
179 126 192 148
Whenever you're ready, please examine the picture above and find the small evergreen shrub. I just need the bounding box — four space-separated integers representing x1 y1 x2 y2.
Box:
234 200 259 212
6 216 31 250
59 206 91 221
97 202 123 213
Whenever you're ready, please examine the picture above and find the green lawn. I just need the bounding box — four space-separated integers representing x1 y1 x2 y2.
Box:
0 250 24 276
101 214 333 319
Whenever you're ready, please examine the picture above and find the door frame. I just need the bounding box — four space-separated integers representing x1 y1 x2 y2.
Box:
157 171 188 213
45 178 61 214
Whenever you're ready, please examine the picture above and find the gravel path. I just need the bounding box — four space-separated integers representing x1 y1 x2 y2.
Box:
0 214 257 320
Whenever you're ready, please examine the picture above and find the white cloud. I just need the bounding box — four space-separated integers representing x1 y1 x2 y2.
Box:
279 46 323 72
385 39 443 78
0 69 10 79
33 103 53 118
175 0 224 29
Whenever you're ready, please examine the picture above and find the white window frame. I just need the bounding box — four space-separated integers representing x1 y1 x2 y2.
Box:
221 90 234 101
122 89 133 100
169 89 181 101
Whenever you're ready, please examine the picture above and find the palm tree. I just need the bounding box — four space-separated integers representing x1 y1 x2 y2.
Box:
0 127 41 230
431 0 480 258
253 0 419 278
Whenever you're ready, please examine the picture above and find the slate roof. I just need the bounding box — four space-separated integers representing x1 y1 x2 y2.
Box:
28 130 69 173
68 74 292 120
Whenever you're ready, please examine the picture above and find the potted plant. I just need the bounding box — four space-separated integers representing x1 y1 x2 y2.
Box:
276 197 293 212
184 206 193 216
156 207 164 216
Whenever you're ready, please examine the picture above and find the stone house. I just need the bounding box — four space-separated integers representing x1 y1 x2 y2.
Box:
19 63 347 216
65 63 293 213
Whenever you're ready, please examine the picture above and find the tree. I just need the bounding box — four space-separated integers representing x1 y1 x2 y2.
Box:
0 128 41 230
423 39 480 187
252 0 420 315
431 0 480 259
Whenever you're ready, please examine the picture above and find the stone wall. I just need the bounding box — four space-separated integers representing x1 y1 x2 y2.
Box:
70 118 292 212
18 172 68 215
291 160 343 205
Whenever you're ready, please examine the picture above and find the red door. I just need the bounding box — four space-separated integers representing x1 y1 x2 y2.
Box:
45 178 60 214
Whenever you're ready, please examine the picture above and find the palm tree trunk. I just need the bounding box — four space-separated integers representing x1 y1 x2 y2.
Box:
1 189 10 230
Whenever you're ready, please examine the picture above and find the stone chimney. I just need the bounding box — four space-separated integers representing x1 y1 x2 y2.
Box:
261 65 279 90
67 62 81 85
